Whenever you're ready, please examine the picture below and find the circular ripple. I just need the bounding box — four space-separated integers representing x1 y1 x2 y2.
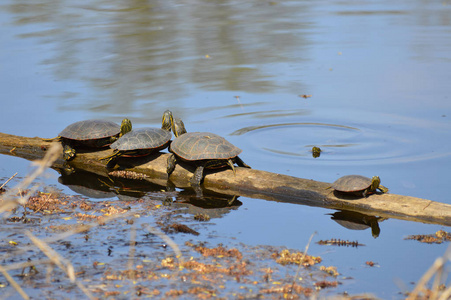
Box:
231 121 451 165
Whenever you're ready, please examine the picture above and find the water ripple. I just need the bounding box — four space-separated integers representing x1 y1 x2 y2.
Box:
231 122 359 136
232 120 451 165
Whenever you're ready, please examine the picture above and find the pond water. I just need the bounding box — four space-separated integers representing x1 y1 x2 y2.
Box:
1 0 451 298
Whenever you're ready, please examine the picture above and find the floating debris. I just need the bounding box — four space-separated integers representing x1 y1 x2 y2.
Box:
366 261 377 267
161 222 200 236
194 213 211 222
193 245 242 260
2 186 347 299
261 283 313 297
315 280 339 289
320 266 339 276
26 192 70 214
317 239 365 247
108 170 149 180
273 249 322 266
405 230 451 244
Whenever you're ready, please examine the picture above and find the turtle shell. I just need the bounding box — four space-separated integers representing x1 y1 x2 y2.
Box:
332 175 372 193
110 128 172 151
170 132 242 161
59 119 120 141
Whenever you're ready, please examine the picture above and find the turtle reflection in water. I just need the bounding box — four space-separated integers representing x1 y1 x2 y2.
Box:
332 175 388 198
46 119 132 161
167 117 251 187
329 210 386 238
100 111 173 168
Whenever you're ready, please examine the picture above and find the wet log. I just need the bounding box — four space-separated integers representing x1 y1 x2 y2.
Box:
1 132 450 226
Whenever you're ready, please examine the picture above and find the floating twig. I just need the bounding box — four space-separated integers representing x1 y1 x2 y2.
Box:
317 239 365 247
0 172 18 190
405 230 451 244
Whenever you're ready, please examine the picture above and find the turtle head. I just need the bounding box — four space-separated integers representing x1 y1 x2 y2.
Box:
120 118 133 137
162 110 173 131
370 176 381 192
311 146 321 158
172 118 187 137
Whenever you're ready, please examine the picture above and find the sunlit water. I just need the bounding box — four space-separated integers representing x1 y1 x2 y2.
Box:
1 0 451 297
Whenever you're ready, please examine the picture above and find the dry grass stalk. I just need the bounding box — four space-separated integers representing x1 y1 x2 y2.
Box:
290 232 317 292
0 142 61 214
25 231 95 300
1 258 52 272
0 264 30 300
407 244 451 300
25 231 76 282
142 223 184 266
0 211 133 299
127 221 137 274
0 210 134 262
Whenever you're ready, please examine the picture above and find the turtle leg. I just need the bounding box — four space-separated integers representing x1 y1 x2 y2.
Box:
227 195 237 206
362 189 373 198
99 150 122 168
190 165 205 187
226 159 236 175
63 145 76 161
106 157 119 169
99 150 120 161
167 154 177 177
378 185 389 193
235 156 251 168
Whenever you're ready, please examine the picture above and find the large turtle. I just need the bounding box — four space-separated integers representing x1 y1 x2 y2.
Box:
332 175 388 197
100 110 173 168
47 119 132 161
167 117 250 187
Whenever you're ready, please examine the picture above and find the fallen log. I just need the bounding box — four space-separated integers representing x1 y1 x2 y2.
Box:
0 132 450 226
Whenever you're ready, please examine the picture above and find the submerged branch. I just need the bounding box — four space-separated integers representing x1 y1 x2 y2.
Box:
0 132 450 226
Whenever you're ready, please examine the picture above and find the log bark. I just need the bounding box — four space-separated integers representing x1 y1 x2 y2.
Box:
1 132 450 226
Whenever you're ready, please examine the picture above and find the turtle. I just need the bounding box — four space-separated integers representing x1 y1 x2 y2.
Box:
311 146 322 158
46 119 132 161
332 175 388 197
100 110 173 168
167 117 251 187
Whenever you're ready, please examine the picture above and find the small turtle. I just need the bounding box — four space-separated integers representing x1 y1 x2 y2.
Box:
100 111 173 168
167 117 250 187
332 175 388 197
46 119 132 161
312 146 322 158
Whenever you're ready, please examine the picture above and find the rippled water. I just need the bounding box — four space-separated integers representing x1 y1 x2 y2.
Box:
1 0 451 297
